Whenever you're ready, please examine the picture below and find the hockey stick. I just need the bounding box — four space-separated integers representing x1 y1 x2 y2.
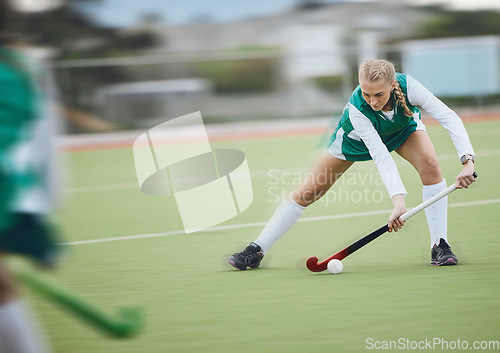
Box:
306 172 477 272
12 262 142 337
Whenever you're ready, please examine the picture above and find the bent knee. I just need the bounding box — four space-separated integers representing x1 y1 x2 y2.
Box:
418 157 442 183
291 189 326 207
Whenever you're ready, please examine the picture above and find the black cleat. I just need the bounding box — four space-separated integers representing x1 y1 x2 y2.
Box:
228 242 264 270
431 238 458 266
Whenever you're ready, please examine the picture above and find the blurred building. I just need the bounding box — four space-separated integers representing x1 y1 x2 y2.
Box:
85 2 432 125
147 1 429 84
151 2 425 56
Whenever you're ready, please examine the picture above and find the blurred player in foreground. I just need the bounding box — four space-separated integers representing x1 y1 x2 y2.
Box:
229 59 476 270
0 1 62 351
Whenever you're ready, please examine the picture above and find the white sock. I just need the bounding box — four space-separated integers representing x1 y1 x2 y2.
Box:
0 300 50 353
422 179 448 248
255 201 306 254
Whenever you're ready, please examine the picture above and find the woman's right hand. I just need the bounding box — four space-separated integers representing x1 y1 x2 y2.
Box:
388 194 406 232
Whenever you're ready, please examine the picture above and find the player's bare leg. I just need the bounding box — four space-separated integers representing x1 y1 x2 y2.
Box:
395 130 442 185
291 153 354 207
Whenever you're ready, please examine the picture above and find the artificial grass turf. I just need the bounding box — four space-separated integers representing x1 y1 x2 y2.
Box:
20 120 500 352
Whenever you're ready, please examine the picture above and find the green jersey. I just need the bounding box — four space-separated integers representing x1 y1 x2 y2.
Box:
328 73 422 161
0 47 58 230
0 48 37 229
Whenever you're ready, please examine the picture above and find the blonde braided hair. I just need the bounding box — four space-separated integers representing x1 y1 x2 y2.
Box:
358 59 413 117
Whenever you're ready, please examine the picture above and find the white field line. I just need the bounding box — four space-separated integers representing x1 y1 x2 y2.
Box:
63 198 500 246
65 148 500 194
66 182 138 193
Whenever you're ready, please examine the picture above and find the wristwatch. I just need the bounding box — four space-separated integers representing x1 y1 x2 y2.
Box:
460 154 475 165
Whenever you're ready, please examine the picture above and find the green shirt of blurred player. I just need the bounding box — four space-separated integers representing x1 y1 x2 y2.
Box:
0 45 60 264
0 46 37 228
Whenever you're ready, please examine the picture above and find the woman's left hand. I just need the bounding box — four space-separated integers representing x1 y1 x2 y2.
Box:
455 161 476 189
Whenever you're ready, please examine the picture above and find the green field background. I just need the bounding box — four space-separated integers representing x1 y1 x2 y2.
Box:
19 120 500 353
